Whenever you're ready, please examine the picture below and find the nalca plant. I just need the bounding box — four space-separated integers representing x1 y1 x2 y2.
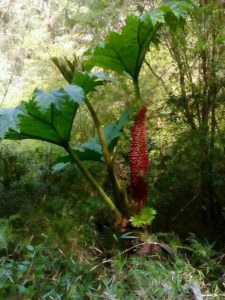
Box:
0 0 194 230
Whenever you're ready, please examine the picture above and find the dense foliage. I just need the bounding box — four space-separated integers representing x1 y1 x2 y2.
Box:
0 0 224 298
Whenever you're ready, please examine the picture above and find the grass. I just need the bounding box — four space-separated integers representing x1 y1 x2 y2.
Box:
0 212 224 299
0 143 224 299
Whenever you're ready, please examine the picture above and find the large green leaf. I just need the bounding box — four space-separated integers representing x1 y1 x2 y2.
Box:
84 0 194 80
160 0 194 20
0 72 111 146
0 108 25 138
72 71 113 95
52 109 133 171
76 108 133 160
0 85 85 146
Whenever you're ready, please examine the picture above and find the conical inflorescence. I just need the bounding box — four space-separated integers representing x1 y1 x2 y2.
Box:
130 107 148 206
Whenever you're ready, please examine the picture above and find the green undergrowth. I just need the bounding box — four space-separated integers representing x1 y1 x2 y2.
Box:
0 214 224 299
0 143 224 299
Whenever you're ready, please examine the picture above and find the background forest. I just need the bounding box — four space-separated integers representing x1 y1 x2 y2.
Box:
0 0 224 299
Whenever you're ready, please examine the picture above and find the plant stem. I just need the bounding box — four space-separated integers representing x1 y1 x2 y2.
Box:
84 98 125 211
65 144 122 219
133 79 142 107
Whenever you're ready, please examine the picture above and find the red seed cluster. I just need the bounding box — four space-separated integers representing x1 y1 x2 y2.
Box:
130 106 148 206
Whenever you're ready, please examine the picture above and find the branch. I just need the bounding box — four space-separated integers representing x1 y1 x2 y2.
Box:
144 59 170 96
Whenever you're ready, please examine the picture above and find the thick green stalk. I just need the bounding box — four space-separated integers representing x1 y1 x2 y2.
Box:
133 79 142 107
84 98 126 212
65 144 122 219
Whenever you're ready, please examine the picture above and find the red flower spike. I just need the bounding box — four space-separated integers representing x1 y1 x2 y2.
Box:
130 106 148 206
